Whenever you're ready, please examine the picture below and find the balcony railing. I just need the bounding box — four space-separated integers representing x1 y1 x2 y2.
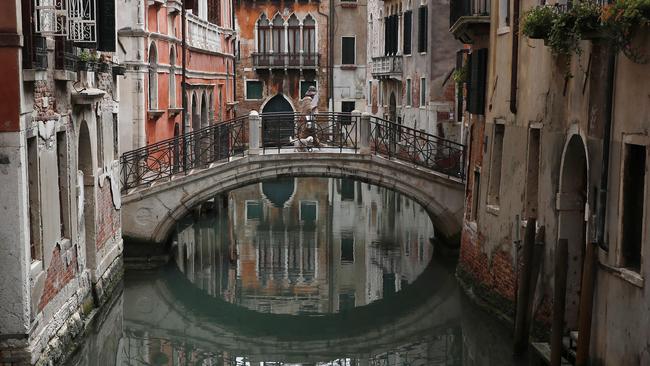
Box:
187 12 221 53
449 0 490 42
371 55 403 78
252 52 320 70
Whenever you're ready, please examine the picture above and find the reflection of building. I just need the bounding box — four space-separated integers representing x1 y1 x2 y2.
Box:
173 177 434 316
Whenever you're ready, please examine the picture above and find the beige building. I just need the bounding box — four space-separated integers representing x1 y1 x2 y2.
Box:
451 0 650 363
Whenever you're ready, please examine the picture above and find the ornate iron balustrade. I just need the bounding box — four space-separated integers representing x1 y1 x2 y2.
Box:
369 117 466 179
120 116 248 191
260 112 359 154
120 113 466 192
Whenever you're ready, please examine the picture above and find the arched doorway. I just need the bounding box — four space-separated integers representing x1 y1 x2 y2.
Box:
557 134 588 335
78 120 96 270
261 94 294 147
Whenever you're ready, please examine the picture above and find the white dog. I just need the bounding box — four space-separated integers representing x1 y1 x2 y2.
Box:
290 135 314 151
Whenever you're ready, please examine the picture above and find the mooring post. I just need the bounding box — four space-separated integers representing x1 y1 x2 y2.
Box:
359 112 371 154
551 238 569 366
249 111 261 155
576 241 597 366
514 218 536 354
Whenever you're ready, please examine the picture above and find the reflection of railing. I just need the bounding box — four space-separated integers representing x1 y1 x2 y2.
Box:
120 116 248 191
187 12 221 52
121 113 466 192
260 112 359 154
370 117 465 179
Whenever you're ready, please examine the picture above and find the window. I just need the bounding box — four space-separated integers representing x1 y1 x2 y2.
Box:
341 101 355 124
246 80 263 100
257 14 270 53
406 79 412 106
384 15 399 55
300 80 317 98
341 178 355 200
27 137 42 262
467 48 488 115
207 0 221 25
418 6 428 52
525 128 541 219
471 170 481 221
420 77 426 106
271 13 284 53
499 0 510 29
339 292 355 311
57 131 70 239
287 14 300 64
488 123 505 206
383 273 396 297
342 36 356 65
300 201 317 222
246 201 262 220
620 143 646 272
403 11 412 55
341 236 354 262
169 47 177 108
303 15 316 56
148 43 158 110
368 81 372 106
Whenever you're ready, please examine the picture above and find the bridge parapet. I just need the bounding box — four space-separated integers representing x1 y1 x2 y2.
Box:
120 112 466 193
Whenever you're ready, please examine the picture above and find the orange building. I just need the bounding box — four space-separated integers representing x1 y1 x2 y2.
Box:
117 0 237 151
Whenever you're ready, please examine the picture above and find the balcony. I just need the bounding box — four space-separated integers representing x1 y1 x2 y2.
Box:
186 13 221 53
449 0 491 43
252 52 320 70
371 55 403 79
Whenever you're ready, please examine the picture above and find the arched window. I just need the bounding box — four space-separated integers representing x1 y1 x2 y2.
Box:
272 13 285 54
287 14 300 66
303 15 316 64
148 43 158 110
257 14 270 54
169 46 176 108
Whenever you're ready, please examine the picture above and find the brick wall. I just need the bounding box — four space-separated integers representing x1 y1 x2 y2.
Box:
38 245 78 311
96 183 120 250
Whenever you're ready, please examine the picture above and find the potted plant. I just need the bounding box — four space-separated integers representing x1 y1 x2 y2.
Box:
77 50 91 71
573 1 603 39
522 5 558 39
602 0 650 63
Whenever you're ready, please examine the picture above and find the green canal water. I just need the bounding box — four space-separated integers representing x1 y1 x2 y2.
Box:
64 177 527 366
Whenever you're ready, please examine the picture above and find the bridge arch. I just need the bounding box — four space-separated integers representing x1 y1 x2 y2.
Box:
122 153 464 245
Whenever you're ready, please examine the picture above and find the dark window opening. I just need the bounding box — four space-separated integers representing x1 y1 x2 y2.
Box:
207 0 221 26
403 11 412 55
467 48 488 115
27 137 42 261
341 236 354 262
246 201 262 220
341 178 355 200
418 6 428 52
383 273 396 297
300 201 317 222
488 124 505 205
342 37 356 65
471 170 480 221
384 15 399 55
300 80 317 98
621 143 645 272
246 80 263 100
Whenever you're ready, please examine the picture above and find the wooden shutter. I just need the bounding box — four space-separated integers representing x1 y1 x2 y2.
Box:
467 48 487 115
403 11 412 55
97 0 116 51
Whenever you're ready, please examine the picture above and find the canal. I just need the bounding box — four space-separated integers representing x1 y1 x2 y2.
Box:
64 177 527 366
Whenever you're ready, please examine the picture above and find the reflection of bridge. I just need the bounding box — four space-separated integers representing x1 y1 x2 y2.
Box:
122 262 462 363
120 112 466 244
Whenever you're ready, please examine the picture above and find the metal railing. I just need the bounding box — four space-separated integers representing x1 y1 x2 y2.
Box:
252 52 320 69
369 117 465 178
120 116 248 191
120 113 465 192
260 112 359 154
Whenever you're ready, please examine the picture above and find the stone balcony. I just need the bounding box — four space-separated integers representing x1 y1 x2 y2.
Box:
186 12 221 53
449 0 491 44
252 52 320 70
371 55 403 79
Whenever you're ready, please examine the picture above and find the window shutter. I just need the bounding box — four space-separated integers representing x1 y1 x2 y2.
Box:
384 17 389 55
467 48 487 115
403 11 412 55
97 0 115 51
418 6 428 52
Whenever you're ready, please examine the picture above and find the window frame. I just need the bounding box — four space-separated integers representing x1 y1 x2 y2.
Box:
245 79 264 101
487 122 505 208
419 77 426 107
406 78 412 107
417 6 428 53
341 36 356 65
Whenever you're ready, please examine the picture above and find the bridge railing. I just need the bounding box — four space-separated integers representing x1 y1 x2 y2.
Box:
368 116 466 179
120 115 248 191
120 112 465 192
260 112 359 154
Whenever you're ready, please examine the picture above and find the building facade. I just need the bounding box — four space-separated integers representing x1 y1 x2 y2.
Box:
116 0 236 152
0 0 123 364
451 0 650 363
368 0 460 140
234 0 329 116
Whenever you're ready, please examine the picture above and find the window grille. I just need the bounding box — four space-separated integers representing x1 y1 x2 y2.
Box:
34 0 67 36
66 0 97 43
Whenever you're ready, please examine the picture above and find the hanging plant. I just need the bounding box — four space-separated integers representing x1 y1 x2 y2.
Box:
522 5 558 39
602 0 650 63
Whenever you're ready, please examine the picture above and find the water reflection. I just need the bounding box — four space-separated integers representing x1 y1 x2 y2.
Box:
63 177 527 366
172 177 435 315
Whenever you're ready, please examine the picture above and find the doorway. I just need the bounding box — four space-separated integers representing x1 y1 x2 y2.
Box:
261 94 295 147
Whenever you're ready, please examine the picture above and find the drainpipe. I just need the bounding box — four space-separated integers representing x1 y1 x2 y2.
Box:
509 0 520 114
575 42 617 366
181 0 188 171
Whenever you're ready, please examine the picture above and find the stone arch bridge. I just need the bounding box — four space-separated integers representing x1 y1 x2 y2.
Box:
120 112 466 244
